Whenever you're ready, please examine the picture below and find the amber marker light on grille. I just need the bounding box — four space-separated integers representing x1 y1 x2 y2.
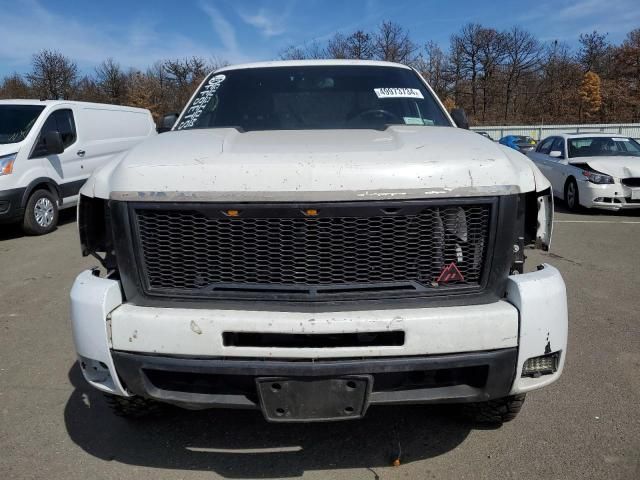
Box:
304 209 318 216
225 209 240 217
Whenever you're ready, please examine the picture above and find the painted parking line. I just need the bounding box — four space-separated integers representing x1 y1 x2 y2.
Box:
554 220 640 224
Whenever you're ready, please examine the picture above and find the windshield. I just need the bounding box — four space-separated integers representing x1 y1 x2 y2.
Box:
568 137 640 158
176 66 451 132
0 105 46 144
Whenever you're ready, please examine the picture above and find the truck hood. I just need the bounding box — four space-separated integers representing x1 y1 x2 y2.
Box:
569 156 640 179
84 126 540 202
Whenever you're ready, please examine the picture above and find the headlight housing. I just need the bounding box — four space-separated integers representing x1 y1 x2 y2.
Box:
0 152 17 176
78 194 116 271
582 170 614 184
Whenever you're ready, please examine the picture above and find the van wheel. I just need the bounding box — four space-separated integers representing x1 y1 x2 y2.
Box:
463 394 526 426
104 394 165 419
564 178 581 212
22 189 59 235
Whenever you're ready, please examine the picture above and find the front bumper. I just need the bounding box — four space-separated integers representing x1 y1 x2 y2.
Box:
578 180 640 210
112 348 519 414
0 186 25 223
70 264 568 409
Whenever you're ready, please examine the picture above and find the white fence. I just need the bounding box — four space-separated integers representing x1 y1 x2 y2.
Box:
470 123 640 141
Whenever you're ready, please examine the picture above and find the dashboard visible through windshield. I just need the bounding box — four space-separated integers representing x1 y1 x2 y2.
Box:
176 66 451 132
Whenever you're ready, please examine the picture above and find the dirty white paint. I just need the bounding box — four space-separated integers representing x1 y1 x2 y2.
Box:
70 270 129 396
108 298 519 358
507 264 568 394
81 126 542 203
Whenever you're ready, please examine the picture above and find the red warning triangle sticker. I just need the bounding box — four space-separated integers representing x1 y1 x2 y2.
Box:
436 262 465 283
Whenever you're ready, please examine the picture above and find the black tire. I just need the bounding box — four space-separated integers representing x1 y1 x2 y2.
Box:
564 178 581 212
22 189 59 235
104 393 165 419
463 394 526 426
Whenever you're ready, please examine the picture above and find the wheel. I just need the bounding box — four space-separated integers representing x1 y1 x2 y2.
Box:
104 393 165 419
22 189 59 235
564 178 581 212
463 394 526 425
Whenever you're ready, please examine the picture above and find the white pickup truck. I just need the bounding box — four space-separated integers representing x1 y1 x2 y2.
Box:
71 60 567 425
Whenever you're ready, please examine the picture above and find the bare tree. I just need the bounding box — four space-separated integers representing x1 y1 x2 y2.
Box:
450 24 483 116
279 40 326 60
373 21 417 64
477 28 506 121
26 50 78 99
419 41 449 98
0 73 32 99
578 31 611 74
95 58 127 103
502 27 541 122
326 33 350 59
346 30 375 59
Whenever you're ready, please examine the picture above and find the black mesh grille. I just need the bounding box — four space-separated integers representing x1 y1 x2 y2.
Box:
133 202 493 299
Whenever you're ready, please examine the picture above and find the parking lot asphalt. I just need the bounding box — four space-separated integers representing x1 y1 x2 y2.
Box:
1 206 639 480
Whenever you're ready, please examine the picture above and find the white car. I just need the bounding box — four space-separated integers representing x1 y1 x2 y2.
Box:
71 60 566 426
527 133 640 211
0 100 156 234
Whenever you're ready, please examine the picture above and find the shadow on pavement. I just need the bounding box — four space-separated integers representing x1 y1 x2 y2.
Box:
64 363 472 477
0 208 76 241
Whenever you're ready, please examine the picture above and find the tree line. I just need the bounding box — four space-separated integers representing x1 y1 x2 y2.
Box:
0 53 226 122
1 21 639 126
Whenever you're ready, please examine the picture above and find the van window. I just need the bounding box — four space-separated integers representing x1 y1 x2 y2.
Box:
32 109 77 157
0 105 45 144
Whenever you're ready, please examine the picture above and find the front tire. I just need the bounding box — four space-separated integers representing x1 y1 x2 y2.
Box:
564 178 581 212
463 394 526 426
22 189 59 235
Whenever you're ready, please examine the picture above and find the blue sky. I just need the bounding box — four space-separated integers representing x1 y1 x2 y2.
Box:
1 0 638 77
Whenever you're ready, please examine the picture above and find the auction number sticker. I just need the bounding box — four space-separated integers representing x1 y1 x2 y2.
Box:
177 74 226 129
374 87 424 99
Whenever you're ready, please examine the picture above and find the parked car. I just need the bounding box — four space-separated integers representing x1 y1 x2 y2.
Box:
527 133 640 211
499 135 537 153
71 60 566 426
476 131 495 141
0 100 156 234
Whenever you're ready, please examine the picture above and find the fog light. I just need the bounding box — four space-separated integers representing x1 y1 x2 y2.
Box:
594 197 604 202
79 356 111 383
522 352 560 378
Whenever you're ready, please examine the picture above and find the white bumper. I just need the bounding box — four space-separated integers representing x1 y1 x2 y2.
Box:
70 265 567 398
578 180 640 210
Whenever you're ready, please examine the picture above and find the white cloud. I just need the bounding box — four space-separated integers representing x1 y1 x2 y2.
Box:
239 9 287 37
0 0 247 74
198 1 240 52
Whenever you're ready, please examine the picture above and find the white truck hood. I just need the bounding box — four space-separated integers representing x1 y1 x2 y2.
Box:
84 126 542 202
569 156 640 179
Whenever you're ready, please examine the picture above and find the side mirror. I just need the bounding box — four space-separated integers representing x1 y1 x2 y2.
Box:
158 113 179 133
549 150 562 158
43 131 64 155
450 108 469 129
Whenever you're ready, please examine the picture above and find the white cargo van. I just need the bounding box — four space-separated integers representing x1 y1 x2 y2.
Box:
0 100 156 234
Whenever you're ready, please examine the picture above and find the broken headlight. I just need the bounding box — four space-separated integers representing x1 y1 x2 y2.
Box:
78 195 116 270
